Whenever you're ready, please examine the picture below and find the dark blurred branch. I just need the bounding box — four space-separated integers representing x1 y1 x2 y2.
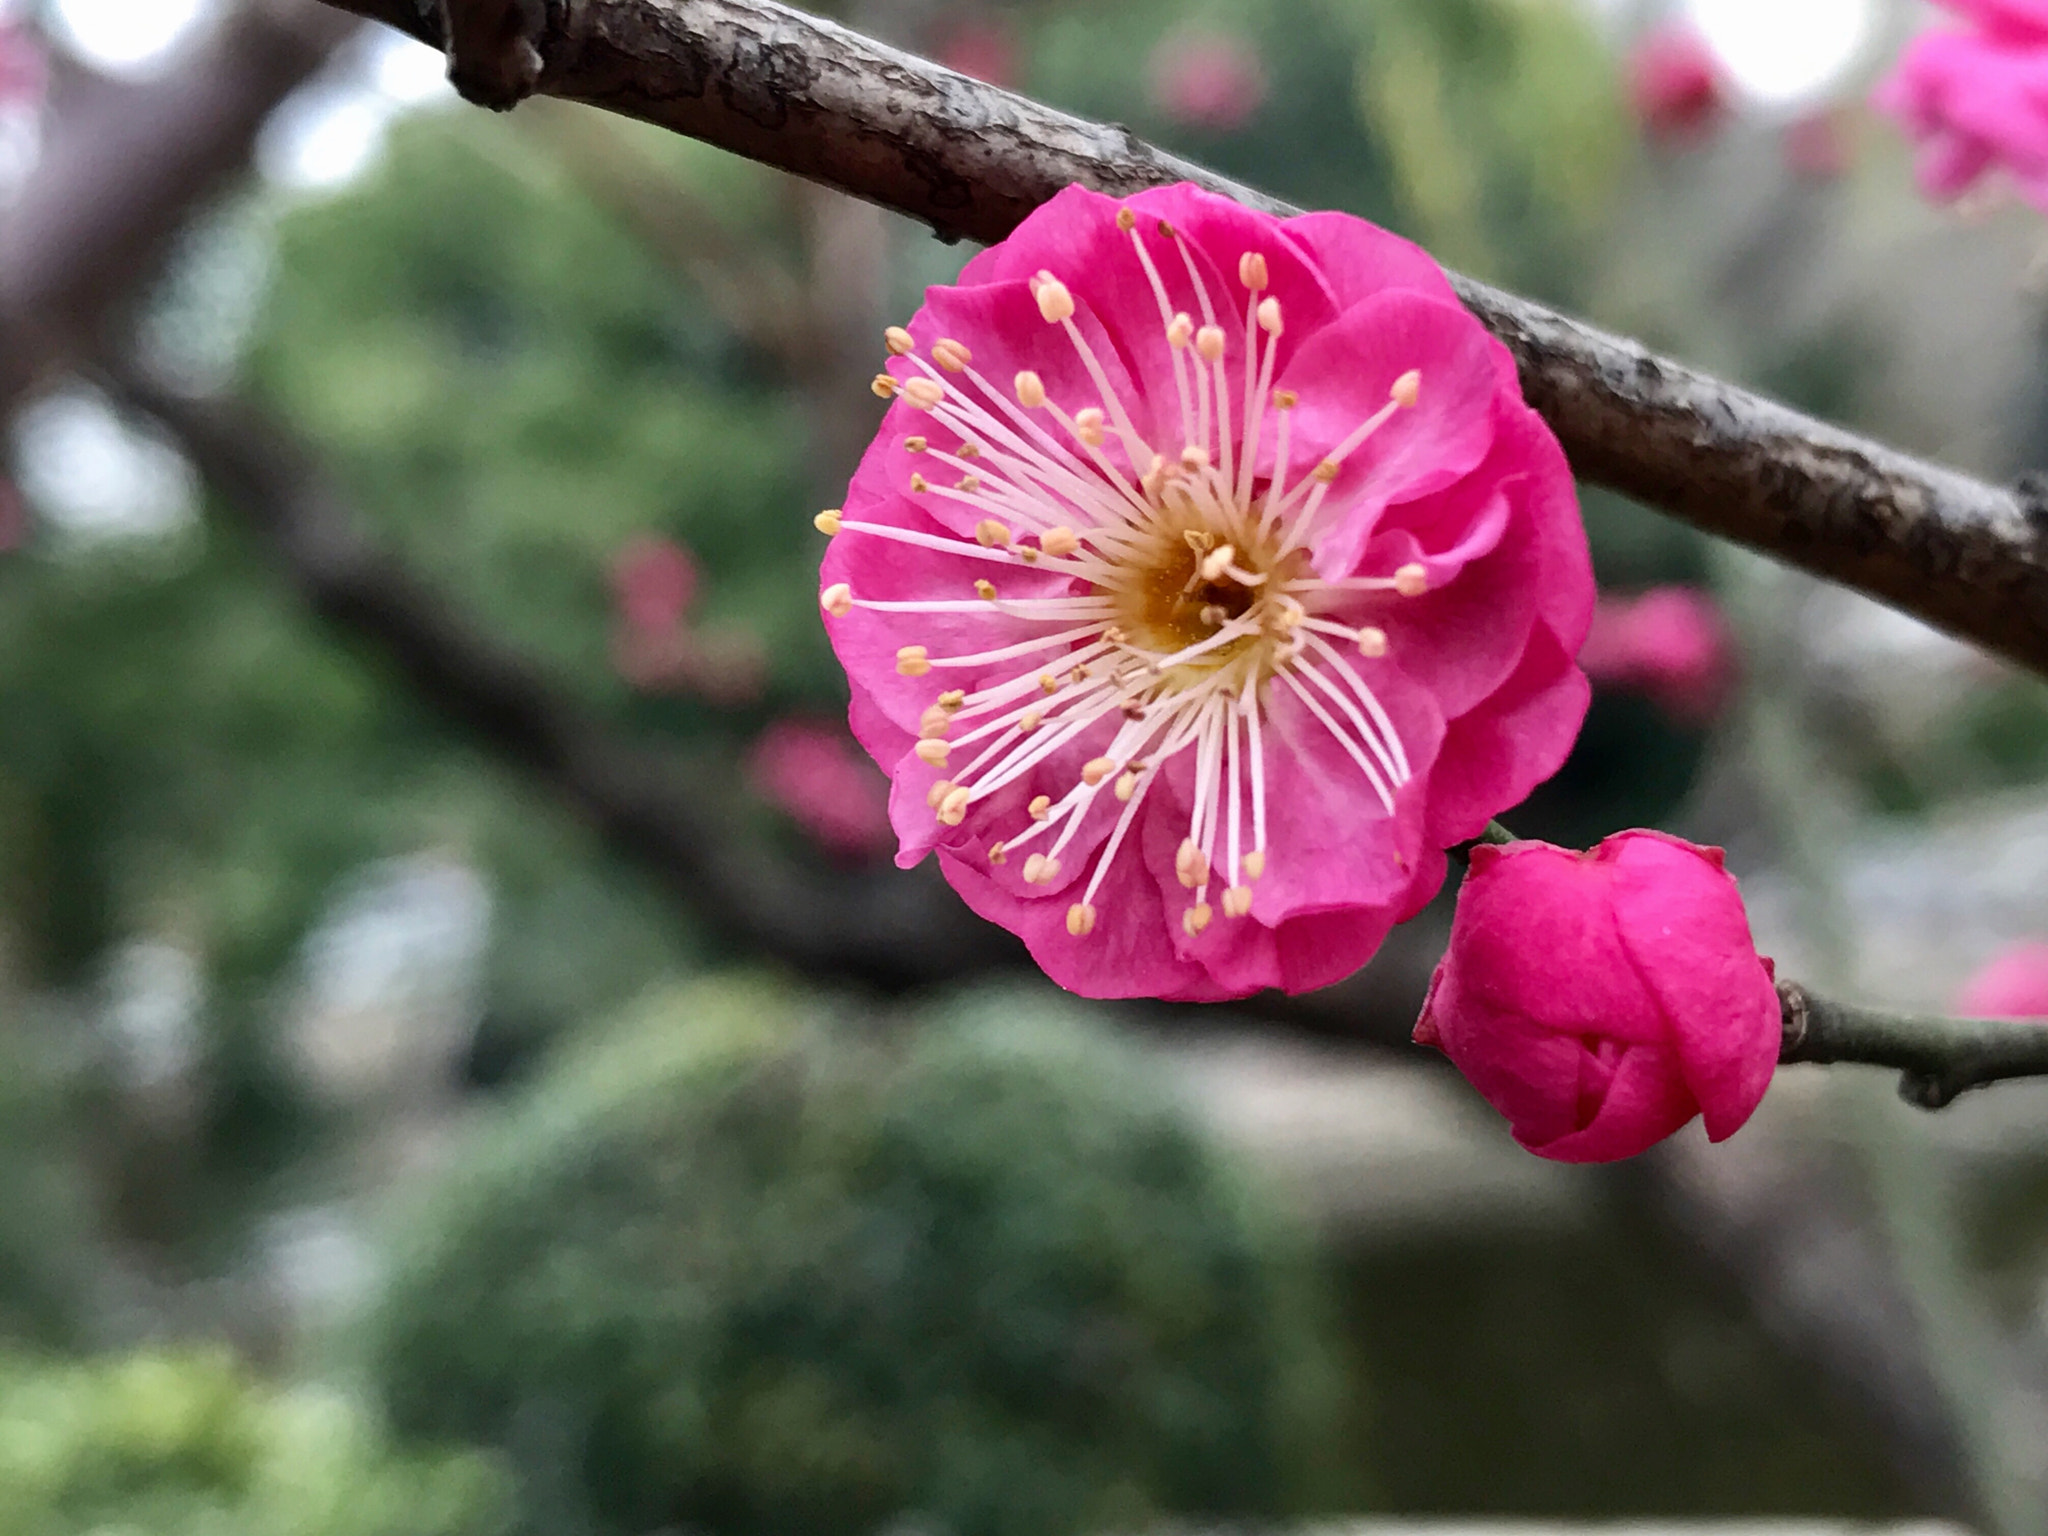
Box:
1781 981 2048 1109
306 0 2048 680
0 3 354 407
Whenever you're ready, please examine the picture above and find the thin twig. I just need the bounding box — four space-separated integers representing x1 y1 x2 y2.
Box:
305 0 2048 679
1779 980 2048 1109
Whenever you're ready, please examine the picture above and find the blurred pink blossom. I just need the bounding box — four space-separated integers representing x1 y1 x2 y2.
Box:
1146 29 1267 131
747 718 895 860
611 535 699 637
0 21 45 107
608 534 763 701
1875 2 2048 210
934 17 1017 87
1628 23 1729 144
1579 586 1736 725
1955 942 2048 1017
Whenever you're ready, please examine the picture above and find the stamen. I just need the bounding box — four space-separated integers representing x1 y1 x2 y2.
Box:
915 739 951 766
872 374 898 399
902 378 944 409
1358 626 1388 657
897 645 931 677
1395 563 1428 597
1238 252 1268 290
814 509 842 534
885 326 915 355
1015 371 1047 408
1066 903 1097 937
1183 903 1213 936
933 338 973 372
1222 885 1254 918
820 583 852 617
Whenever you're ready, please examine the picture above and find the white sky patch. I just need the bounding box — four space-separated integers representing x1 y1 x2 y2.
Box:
11 387 198 543
1684 0 1875 106
48 0 213 78
258 30 454 194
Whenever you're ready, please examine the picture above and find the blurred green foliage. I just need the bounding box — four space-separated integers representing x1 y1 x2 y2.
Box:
363 978 1353 1536
0 1348 510 1536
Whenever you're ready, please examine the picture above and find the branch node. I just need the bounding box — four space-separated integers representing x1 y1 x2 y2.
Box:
1899 1071 1961 1112
439 0 545 111
1776 978 1812 1058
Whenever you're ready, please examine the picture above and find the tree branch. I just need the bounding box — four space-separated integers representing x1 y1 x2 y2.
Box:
1780 980 2048 1109
306 0 2048 680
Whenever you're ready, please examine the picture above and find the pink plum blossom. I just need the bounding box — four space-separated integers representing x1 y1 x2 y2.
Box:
816 182 1594 1000
747 718 895 860
608 535 765 700
1147 30 1268 132
933 18 1017 88
1628 23 1729 144
1416 831 1780 1163
1578 585 1736 724
612 534 700 636
1955 941 2048 1018
1875 1 2048 210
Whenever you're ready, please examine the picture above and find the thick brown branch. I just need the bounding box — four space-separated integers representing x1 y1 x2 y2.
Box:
311 0 2048 679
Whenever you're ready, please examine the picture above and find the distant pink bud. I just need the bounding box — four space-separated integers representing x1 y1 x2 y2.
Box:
1875 8 2048 211
1955 942 2048 1018
1416 830 1780 1163
1147 29 1268 131
1628 24 1729 144
1579 585 1736 724
934 18 1017 88
747 719 895 860
611 535 699 638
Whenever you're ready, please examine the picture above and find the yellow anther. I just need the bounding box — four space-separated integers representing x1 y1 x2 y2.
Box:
932 338 972 372
902 377 944 409
1167 313 1194 349
975 519 1011 547
1182 903 1213 936
1023 853 1062 885
957 475 981 492
1239 251 1269 290
1036 277 1076 323
919 705 952 738
1157 218 1177 238
1273 387 1298 410
1242 850 1267 881
1312 459 1340 484
1181 444 1211 473
938 786 971 826
904 436 927 453
1222 885 1254 918
1395 562 1429 597
1014 370 1046 407
1073 407 1106 447
1081 757 1117 786
1041 526 1079 558
1017 547 1040 564
1039 673 1059 695
1175 838 1210 890
909 472 930 493
989 841 1007 865
1114 772 1139 802
915 738 951 766
1391 369 1422 408
872 373 899 398
1116 207 1137 232
1357 625 1389 657
896 645 931 677
1183 528 1216 553
884 325 915 355
1019 709 1043 733
975 578 998 601
1195 324 1226 362
820 583 853 617
958 442 981 459
1066 903 1097 937
1256 296 1282 335
926 780 955 809
814 508 843 535
1028 795 1052 821
1199 544 1236 582
938 689 966 709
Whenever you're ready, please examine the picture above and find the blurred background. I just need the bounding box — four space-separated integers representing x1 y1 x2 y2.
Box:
0 0 2045 1530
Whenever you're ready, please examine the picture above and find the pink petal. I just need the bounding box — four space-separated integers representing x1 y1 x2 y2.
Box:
1422 624 1589 848
1521 1042 1698 1163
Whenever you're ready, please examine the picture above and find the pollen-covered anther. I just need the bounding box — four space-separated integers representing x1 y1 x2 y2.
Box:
1036 277 1076 323
1198 544 1237 582
1239 251 1269 290
1195 324 1226 362
1312 459 1340 484
932 338 973 372
1014 370 1046 407
975 519 1011 547
1242 850 1267 881
1181 444 1211 473
918 705 951 738
938 786 971 826
1041 526 1080 557
814 508 842 535
820 583 853 617
1073 408 1106 447
1114 771 1139 802
1391 369 1422 408
1017 547 1041 564
896 645 931 677
871 374 898 399
914 738 951 766
1175 838 1210 889
902 377 944 410
885 325 915 355
975 579 998 601
1167 313 1194 349
1395 562 1429 597
1182 903 1213 936
1273 387 1298 410
1018 709 1043 733
1222 885 1254 918
1116 207 1137 232
958 443 981 459
909 473 930 493
989 841 1007 865
1038 673 1059 695
1357 625 1389 657
957 475 981 492
1028 795 1052 822
903 436 927 454
1066 903 1097 937
1256 297 1283 335
1081 756 1117 787
938 689 966 710
926 780 955 810
1023 853 1061 885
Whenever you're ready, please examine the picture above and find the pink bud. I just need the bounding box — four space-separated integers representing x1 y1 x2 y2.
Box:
610 535 699 638
1954 942 2048 1019
1416 830 1780 1163
934 18 1017 88
746 719 895 860
1628 23 1729 145
1146 29 1268 132
1579 585 1735 725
